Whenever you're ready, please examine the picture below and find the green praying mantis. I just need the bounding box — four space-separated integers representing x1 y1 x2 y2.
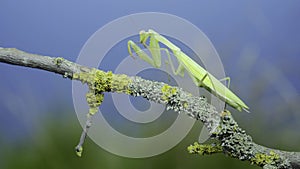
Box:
127 29 249 112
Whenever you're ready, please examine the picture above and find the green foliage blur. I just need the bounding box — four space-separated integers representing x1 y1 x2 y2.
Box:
0 109 261 169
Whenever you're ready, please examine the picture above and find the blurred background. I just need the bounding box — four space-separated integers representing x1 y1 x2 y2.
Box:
0 1 299 169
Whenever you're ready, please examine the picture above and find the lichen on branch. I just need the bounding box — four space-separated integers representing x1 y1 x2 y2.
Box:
0 47 299 169
70 68 293 168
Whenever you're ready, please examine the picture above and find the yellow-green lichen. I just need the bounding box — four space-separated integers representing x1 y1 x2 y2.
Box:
73 69 133 115
53 57 64 66
75 146 83 157
183 102 188 108
86 92 104 115
250 151 280 166
73 69 112 115
161 84 177 101
187 142 223 155
73 69 114 156
72 69 135 157
211 125 222 136
221 110 231 117
111 74 132 94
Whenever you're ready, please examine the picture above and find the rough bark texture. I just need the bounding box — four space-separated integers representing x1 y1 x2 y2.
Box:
0 47 299 169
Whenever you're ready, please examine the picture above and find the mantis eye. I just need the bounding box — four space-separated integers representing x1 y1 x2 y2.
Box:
139 30 148 43
139 30 146 34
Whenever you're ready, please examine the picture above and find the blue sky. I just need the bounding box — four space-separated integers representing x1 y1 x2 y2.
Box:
0 0 299 147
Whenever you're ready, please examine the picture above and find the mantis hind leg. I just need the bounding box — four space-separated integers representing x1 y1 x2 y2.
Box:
218 77 230 110
198 73 216 90
219 77 231 88
198 73 228 110
164 49 186 77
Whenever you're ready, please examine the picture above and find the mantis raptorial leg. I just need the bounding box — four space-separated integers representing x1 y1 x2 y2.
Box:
128 40 159 68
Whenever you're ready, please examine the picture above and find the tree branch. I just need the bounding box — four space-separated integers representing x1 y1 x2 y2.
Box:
0 47 299 169
0 47 91 78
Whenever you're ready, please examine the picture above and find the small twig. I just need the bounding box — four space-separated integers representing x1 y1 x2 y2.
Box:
75 114 93 157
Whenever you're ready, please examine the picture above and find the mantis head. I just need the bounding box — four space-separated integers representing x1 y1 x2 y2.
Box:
139 30 150 44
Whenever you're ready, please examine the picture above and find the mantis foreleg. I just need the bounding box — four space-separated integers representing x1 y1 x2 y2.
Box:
128 40 159 68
